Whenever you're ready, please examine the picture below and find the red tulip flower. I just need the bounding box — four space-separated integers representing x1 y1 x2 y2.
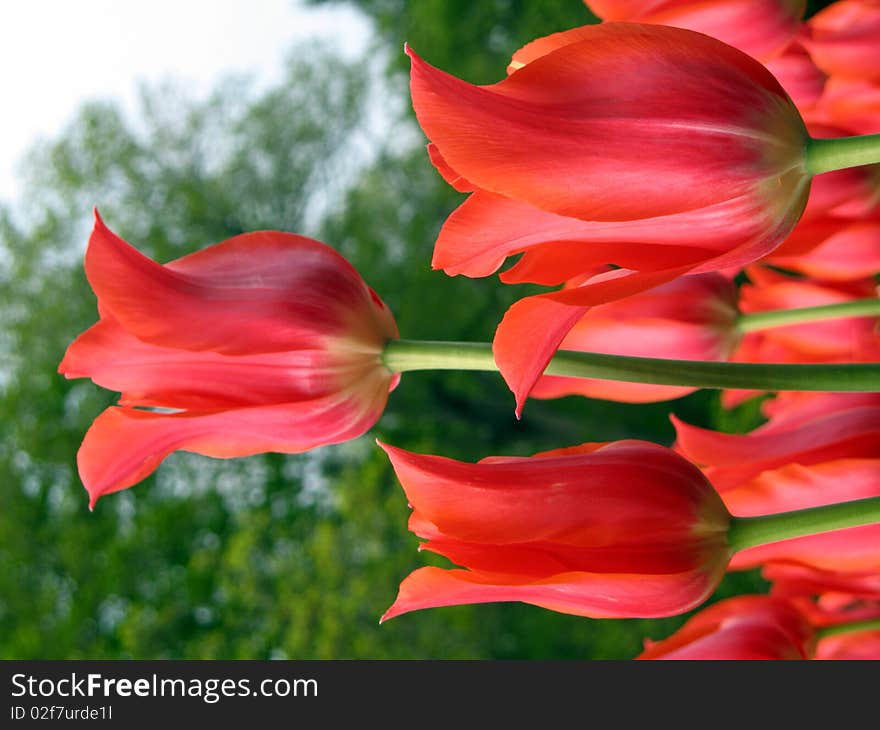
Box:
637 595 814 659
60 211 400 508
530 273 741 403
816 629 880 659
379 440 733 621
673 404 880 573
804 0 880 82
585 0 805 61
408 23 812 413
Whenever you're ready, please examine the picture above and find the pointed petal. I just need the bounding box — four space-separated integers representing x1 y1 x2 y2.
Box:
672 407 880 491
59 317 359 409
84 211 396 355
731 525 880 573
381 564 722 621
79 383 390 507
378 440 720 546
639 0 805 62
494 266 693 416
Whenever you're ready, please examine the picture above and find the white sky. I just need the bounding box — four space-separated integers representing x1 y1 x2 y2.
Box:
0 0 372 201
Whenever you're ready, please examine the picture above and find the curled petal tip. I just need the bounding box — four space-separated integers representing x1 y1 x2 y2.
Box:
375 439 393 456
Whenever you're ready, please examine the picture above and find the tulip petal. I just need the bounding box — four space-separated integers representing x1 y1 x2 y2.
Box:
732 525 880 573
85 211 395 355
638 0 805 62
80 386 390 507
767 221 880 281
765 41 826 111
379 440 721 546
494 266 694 416
380 564 721 621
59 317 361 409
672 407 880 491
637 595 811 659
816 630 880 660
804 0 880 82
433 191 728 280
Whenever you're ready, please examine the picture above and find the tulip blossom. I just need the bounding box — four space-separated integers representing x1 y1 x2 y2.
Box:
408 23 814 413
816 629 880 659
59 211 400 507
637 595 813 659
584 0 805 62
529 273 741 403
379 440 733 621
803 0 880 82
673 404 880 573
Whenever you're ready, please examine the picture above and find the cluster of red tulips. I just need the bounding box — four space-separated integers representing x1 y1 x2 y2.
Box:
60 0 880 659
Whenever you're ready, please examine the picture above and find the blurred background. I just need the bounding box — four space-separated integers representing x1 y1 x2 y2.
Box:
0 0 833 659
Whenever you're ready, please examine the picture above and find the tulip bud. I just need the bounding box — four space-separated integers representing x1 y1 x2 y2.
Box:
59 211 399 508
379 440 732 621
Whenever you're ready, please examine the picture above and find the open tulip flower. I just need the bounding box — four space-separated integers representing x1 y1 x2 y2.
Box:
59 211 400 508
378 440 734 621
408 22 818 412
637 595 814 659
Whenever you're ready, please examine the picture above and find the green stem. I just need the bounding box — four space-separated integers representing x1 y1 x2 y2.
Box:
737 298 880 333
382 339 880 392
728 497 880 553
806 134 880 176
816 618 880 640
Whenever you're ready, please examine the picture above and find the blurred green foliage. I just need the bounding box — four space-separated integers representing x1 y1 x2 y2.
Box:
0 0 806 659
